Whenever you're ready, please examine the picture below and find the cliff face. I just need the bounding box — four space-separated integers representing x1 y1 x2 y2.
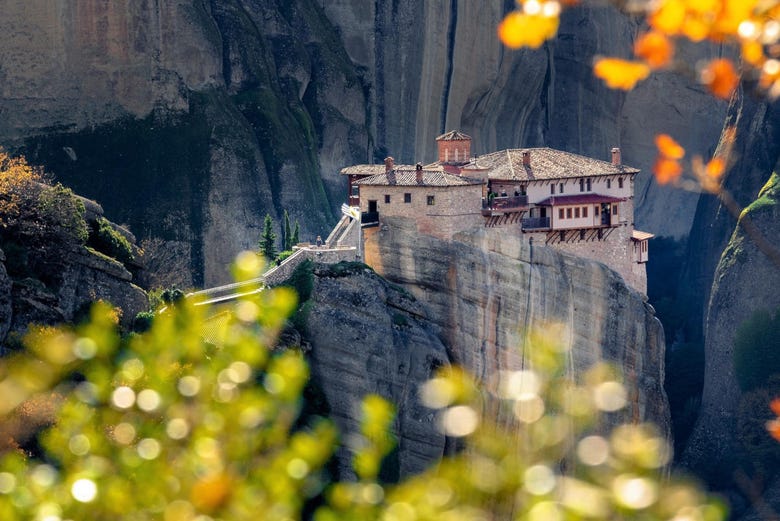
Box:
362 217 669 434
681 174 780 500
0 1 724 286
302 224 668 479
305 264 450 479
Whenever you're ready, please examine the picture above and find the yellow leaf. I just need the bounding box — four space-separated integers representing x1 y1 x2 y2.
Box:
593 58 651 90
498 11 560 49
741 40 764 67
649 0 686 35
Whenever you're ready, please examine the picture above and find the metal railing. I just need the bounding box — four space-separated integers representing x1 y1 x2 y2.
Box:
521 216 551 230
482 195 528 210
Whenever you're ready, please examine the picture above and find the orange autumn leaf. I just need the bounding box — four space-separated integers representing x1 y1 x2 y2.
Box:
768 419 780 442
705 157 725 179
593 58 651 90
498 11 560 49
654 157 683 185
635 31 675 69
771 398 780 416
655 134 685 160
701 58 739 99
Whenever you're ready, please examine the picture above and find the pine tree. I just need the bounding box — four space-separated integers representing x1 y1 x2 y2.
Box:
283 210 292 251
259 214 277 260
291 221 300 247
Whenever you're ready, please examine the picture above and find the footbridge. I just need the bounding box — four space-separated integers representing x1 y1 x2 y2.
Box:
185 214 360 307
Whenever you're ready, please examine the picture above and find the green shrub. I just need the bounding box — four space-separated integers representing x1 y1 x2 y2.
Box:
132 311 155 333
734 308 780 391
275 250 294 264
88 217 134 266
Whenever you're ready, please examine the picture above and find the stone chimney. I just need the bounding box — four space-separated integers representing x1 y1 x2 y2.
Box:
385 156 395 173
611 147 621 166
415 163 423 184
522 150 531 166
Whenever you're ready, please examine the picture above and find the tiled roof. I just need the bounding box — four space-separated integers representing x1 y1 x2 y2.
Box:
355 169 484 187
632 230 655 241
436 130 472 141
462 148 639 181
534 193 626 206
340 164 417 176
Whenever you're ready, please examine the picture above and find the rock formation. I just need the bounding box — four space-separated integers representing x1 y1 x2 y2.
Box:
305 263 449 479
363 217 669 433
681 173 780 513
0 1 725 286
301 219 669 478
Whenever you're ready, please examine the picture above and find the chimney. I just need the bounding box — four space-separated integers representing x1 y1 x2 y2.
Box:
385 156 395 173
611 147 621 166
416 163 423 184
522 150 531 166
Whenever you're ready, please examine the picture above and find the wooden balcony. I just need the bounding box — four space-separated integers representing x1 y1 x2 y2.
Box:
521 216 551 230
481 195 528 215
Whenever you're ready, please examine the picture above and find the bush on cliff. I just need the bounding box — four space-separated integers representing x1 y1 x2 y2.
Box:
0 151 88 286
87 217 134 267
0 252 724 520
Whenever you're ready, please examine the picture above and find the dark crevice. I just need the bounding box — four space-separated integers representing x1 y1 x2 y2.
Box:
440 0 458 133
374 1 386 157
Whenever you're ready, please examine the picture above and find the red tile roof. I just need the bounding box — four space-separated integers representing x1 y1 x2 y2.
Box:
458 148 639 181
340 164 416 176
436 130 472 141
355 169 484 187
534 193 626 206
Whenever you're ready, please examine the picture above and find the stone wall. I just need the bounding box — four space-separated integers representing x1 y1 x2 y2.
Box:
360 184 484 240
262 247 359 287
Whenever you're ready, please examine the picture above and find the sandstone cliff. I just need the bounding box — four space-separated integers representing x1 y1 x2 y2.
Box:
300 224 668 478
681 173 780 513
0 1 725 287
305 263 450 479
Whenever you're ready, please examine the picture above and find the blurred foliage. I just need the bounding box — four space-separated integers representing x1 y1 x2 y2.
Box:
733 308 780 392
0 253 725 520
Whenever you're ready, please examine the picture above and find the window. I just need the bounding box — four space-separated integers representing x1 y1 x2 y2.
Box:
583 206 588 218
574 207 580 218
404 193 411 203
559 183 564 194
384 194 391 204
586 179 592 191
351 185 359 196
550 184 555 195
579 179 585 192
427 195 435 205
618 177 624 189
606 179 611 189
559 208 564 219
595 205 600 216
580 229 585 240
560 230 565 241
566 208 572 218
612 204 618 215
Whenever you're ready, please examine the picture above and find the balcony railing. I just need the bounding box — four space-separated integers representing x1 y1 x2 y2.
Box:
482 194 529 210
521 216 550 230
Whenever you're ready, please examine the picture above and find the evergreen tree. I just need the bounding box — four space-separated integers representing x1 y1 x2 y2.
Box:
291 221 300 247
259 213 277 260
283 210 292 251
